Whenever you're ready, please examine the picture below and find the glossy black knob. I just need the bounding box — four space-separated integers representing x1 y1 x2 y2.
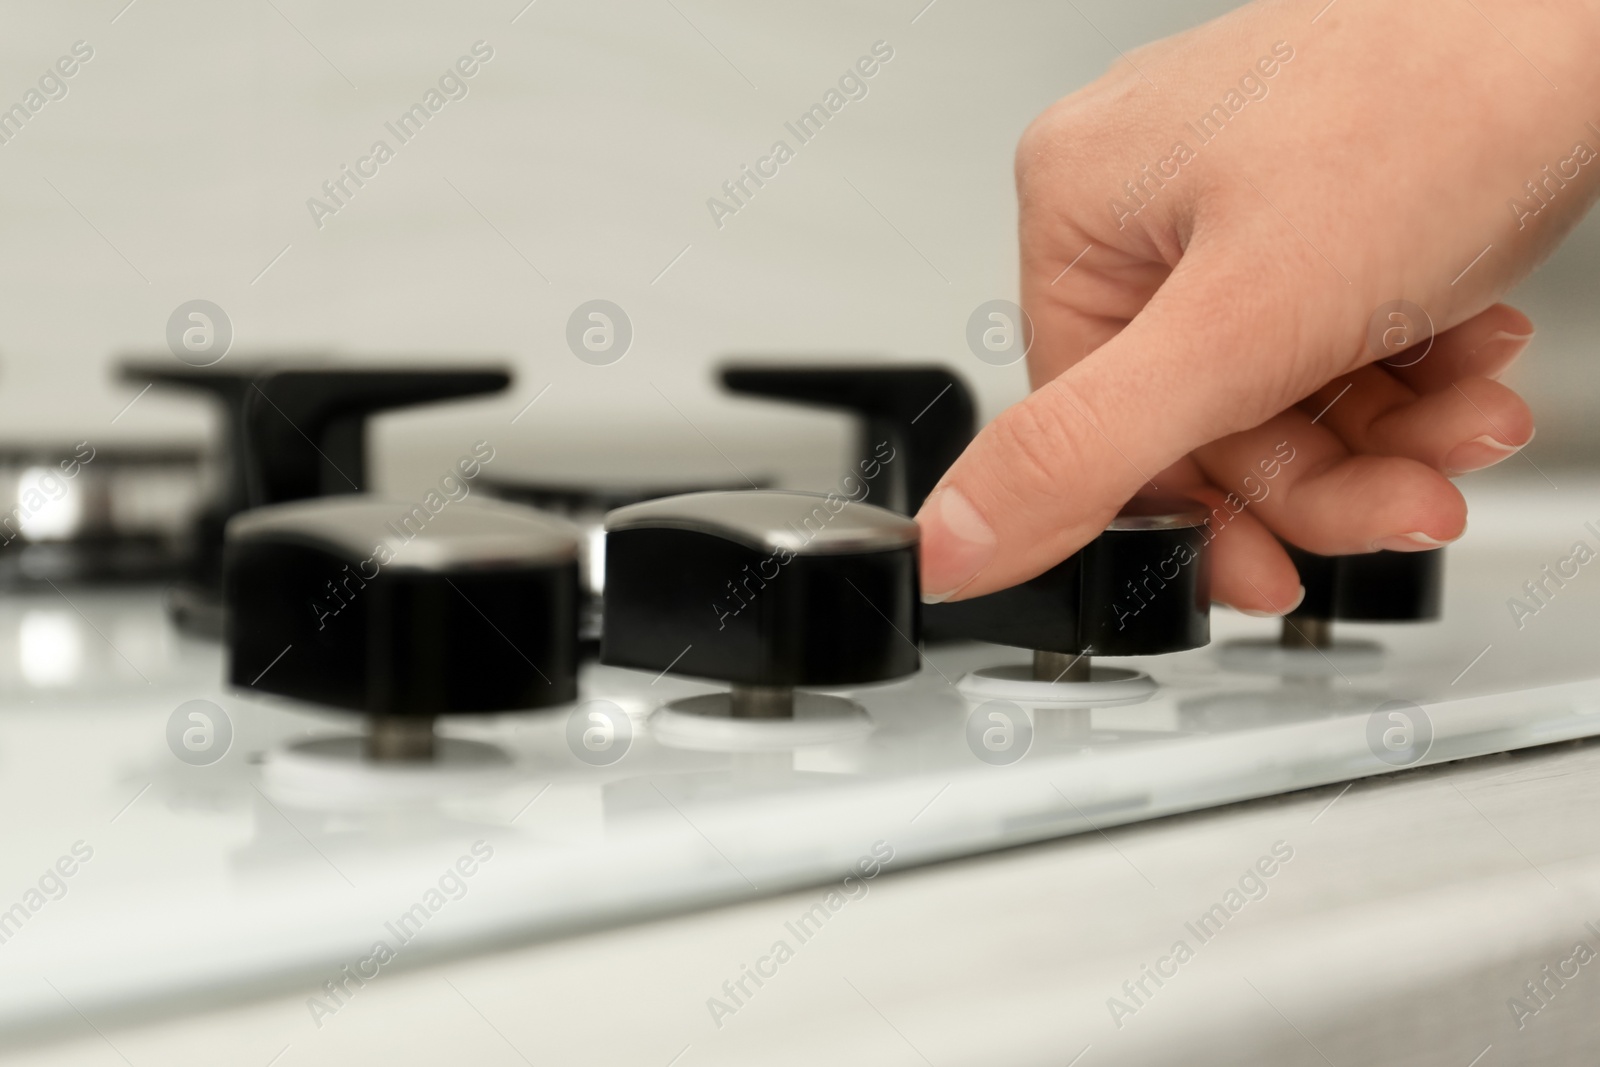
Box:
225 498 580 733
930 495 1212 658
122 365 258 576
482 476 765 653
720 365 975 515
121 361 510 624
1284 545 1444 622
600 490 921 687
241 368 509 503
124 360 509 507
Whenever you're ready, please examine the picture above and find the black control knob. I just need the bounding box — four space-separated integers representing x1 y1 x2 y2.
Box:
720 365 975 515
238 368 510 503
124 360 510 508
121 364 258 589
934 495 1212 681
1280 545 1443 649
600 490 921 717
121 360 510 632
482 475 763 652
225 497 580 760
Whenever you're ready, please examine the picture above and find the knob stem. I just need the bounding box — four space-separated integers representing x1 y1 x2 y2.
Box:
1281 615 1332 651
365 717 437 762
729 685 794 720
1033 650 1091 683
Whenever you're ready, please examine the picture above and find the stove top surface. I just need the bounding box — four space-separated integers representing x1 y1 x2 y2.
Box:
0 475 1589 1037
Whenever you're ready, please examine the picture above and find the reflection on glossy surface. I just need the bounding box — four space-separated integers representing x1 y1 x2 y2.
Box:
1178 684 1387 732
18 610 82 687
1214 636 1384 677
15 466 82 541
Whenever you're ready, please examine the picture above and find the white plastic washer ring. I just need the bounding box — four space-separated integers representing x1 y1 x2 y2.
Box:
957 664 1156 708
650 692 873 752
1214 638 1383 677
262 735 513 808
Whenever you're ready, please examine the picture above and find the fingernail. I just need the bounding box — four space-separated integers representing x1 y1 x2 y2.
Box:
1235 585 1306 618
1370 532 1452 552
916 486 997 604
1444 430 1531 475
1477 329 1535 379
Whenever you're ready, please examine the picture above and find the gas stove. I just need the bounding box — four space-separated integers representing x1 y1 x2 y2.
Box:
0 357 1591 1052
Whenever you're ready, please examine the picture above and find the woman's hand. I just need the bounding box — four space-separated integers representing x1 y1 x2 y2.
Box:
917 0 1600 611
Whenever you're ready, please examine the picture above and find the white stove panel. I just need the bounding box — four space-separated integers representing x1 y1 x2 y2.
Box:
0 478 1590 1035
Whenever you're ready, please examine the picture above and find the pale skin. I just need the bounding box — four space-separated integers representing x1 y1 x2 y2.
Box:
916 0 1600 612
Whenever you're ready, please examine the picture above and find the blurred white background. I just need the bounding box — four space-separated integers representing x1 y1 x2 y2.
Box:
0 0 1593 495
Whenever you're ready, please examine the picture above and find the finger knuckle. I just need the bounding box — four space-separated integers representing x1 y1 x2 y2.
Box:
982 387 1097 506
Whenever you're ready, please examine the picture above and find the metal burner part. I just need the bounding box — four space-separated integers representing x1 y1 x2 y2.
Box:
365 717 437 762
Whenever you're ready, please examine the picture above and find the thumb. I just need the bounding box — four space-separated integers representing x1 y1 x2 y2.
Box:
916 247 1335 602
